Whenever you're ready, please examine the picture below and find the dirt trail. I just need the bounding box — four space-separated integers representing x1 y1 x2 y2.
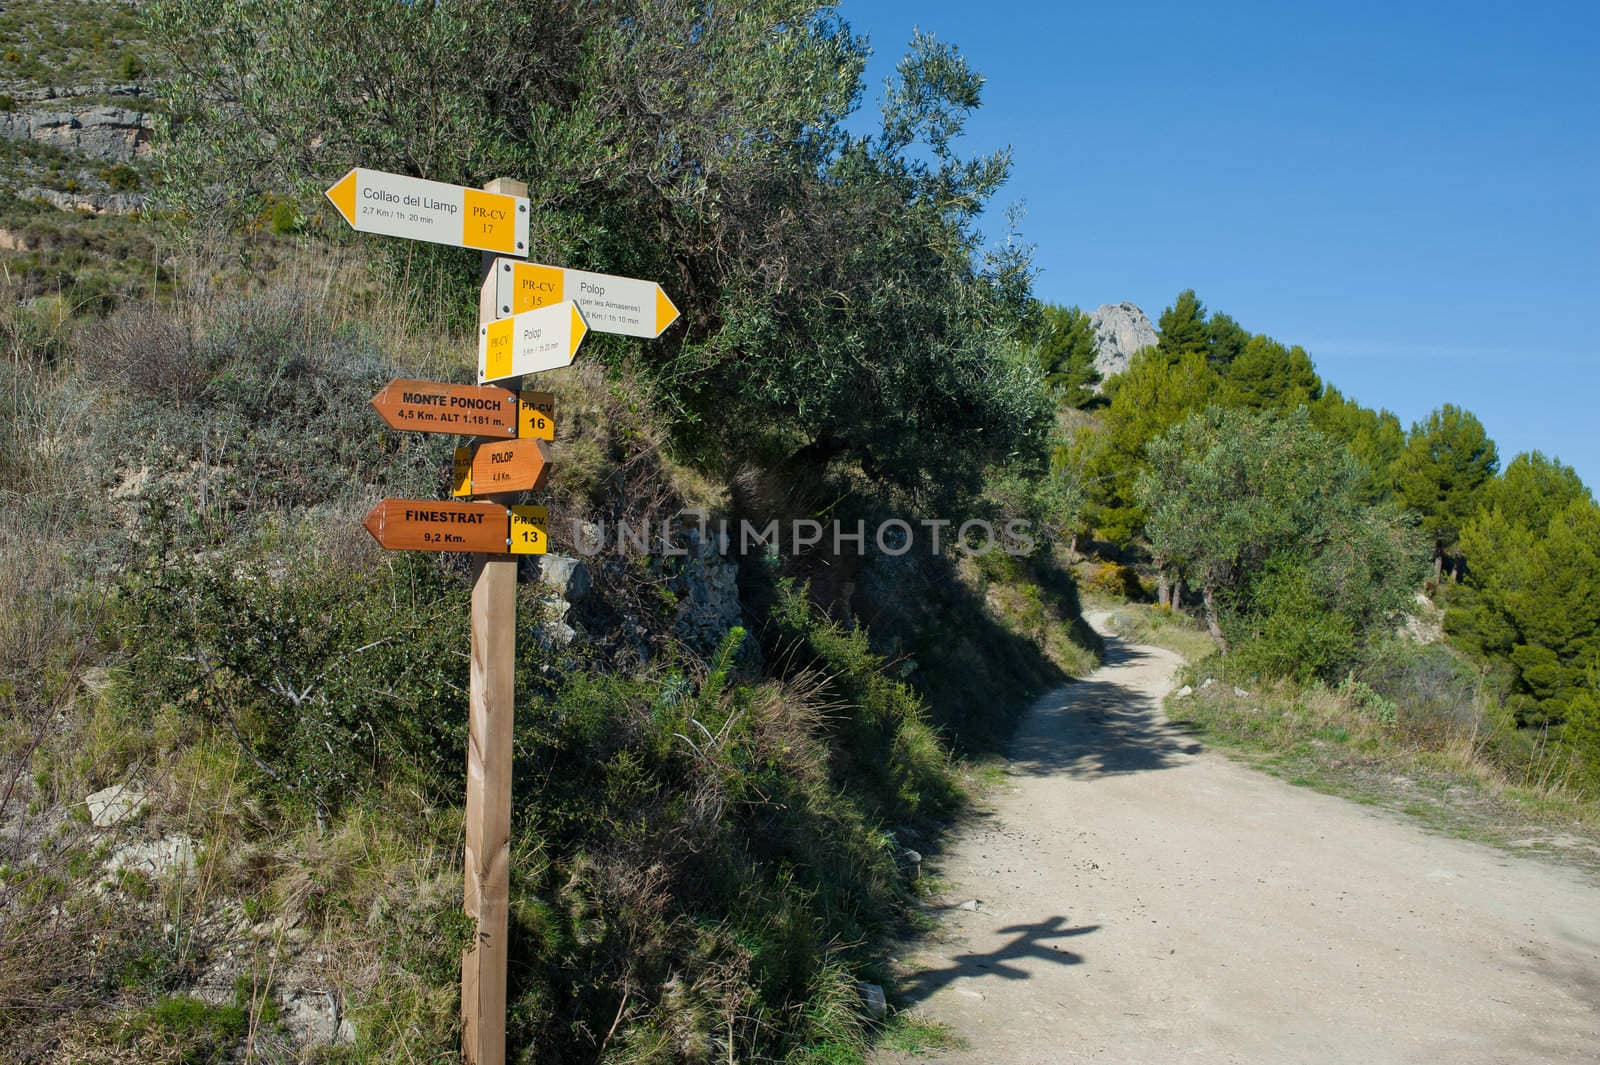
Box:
880 616 1600 1064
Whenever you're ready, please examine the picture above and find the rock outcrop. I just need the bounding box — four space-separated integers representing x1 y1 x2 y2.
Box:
1088 301 1158 381
0 105 154 163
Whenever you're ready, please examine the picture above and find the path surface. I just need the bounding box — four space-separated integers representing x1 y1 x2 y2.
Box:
880 617 1600 1064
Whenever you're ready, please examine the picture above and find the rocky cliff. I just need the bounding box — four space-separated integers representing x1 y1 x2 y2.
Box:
1088 301 1158 381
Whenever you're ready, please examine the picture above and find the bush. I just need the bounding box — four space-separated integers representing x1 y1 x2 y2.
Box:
1225 560 1357 683
1081 560 1141 599
98 164 141 191
267 199 302 235
108 548 476 815
1357 639 1484 742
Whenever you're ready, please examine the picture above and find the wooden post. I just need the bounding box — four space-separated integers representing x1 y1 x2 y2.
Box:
462 177 527 1065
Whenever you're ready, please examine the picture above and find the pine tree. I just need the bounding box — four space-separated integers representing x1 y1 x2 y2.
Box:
1088 349 1220 542
1311 386 1405 503
1225 335 1322 411
1034 303 1101 408
1457 496 1600 731
1206 312 1250 371
1155 289 1211 362
1392 404 1499 580
1480 451 1591 534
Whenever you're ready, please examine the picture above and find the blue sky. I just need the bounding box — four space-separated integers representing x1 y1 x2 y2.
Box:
840 0 1600 489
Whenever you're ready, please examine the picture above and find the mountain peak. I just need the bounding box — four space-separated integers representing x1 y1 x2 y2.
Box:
1089 301 1158 380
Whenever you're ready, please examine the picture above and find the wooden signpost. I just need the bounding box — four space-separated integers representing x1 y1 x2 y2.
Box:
342 169 677 1065
371 379 520 438
362 499 512 552
453 438 552 497
493 258 681 339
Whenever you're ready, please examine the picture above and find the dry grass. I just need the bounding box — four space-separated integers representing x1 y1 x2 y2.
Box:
1169 678 1600 867
1101 602 1220 663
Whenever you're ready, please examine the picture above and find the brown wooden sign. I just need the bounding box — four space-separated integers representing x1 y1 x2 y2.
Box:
451 438 551 497
363 499 509 552
371 379 519 438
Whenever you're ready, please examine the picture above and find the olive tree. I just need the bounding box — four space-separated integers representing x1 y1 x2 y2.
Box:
150 0 1047 506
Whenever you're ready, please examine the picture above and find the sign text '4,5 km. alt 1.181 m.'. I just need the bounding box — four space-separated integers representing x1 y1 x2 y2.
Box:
370 379 520 437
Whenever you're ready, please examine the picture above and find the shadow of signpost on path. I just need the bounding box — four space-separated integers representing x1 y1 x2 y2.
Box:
896 915 1100 1006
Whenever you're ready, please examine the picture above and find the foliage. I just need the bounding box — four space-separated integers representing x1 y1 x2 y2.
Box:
1225 334 1320 411
1392 403 1499 574
1139 406 1426 678
98 163 142 191
150 1 1048 506
983 455 1085 552
1154 288 1210 361
1453 466 1600 746
767 581 962 822
1087 349 1220 541
1310 385 1405 502
1205 311 1249 371
119 995 248 1065
1033 303 1100 408
107 549 474 816
1167 644 1600 850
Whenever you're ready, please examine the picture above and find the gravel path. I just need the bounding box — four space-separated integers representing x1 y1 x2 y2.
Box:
880 616 1600 1064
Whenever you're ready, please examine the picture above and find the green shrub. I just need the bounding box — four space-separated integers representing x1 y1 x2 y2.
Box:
1081 560 1141 599
767 580 961 824
107 548 476 815
99 163 141 191
118 52 146 79
1225 559 1357 683
1357 639 1483 741
121 995 246 1064
267 199 303 234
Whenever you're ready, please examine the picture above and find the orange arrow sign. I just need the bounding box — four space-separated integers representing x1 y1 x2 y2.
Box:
450 438 552 497
370 379 519 437
362 499 509 553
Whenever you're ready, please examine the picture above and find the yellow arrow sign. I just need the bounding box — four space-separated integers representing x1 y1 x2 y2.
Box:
479 301 588 384
325 168 529 256
493 259 679 339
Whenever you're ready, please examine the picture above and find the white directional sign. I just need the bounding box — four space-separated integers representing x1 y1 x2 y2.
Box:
493 259 679 339
479 301 589 384
325 168 529 257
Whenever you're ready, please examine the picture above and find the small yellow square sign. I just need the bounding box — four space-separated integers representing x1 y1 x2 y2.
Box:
511 263 565 313
461 188 520 255
451 447 473 498
481 317 515 382
510 505 549 555
519 390 556 441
